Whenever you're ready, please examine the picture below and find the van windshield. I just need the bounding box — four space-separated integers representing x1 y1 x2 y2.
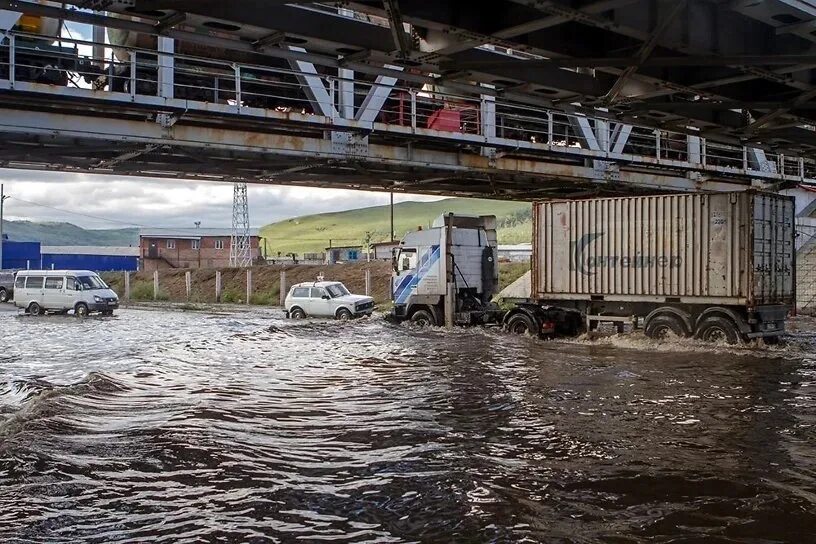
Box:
326 284 350 298
78 275 107 290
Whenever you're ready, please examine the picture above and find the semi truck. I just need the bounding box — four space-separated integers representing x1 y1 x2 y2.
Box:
390 191 795 344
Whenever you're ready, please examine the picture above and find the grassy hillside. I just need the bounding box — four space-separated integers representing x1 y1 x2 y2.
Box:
260 197 533 255
2 220 139 246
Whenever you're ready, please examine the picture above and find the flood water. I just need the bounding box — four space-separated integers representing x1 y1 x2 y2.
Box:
1 306 815 543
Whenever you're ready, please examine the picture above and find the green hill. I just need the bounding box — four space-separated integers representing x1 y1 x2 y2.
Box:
2 220 139 246
260 197 533 255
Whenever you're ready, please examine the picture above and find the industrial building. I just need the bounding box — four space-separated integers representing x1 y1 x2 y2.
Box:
1 240 139 271
498 244 533 263
41 246 139 272
140 228 262 271
325 246 365 265
370 241 400 261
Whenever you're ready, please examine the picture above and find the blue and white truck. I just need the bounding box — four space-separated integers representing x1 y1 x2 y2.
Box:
390 191 795 344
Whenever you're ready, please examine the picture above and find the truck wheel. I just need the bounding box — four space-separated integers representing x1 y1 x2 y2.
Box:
506 313 536 336
696 316 739 344
28 302 42 316
645 315 687 340
0 289 7 303
75 303 89 318
410 309 436 327
290 307 306 319
336 308 352 321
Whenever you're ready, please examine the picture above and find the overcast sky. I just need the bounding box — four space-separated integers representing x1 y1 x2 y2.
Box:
0 169 441 230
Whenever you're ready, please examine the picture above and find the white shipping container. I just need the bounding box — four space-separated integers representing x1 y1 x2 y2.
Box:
533 192 795 307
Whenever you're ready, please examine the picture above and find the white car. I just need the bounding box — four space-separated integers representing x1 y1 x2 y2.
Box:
13 269 119 317
285 281 374 320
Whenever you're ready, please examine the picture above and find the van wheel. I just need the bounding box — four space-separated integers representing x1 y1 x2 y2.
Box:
645 315 687 340
336 308 353 321
75 303 89 318
696 316 740 344
410 309 436 327
28 302 42 316
0 289 8 303
506 313 536 335
290 307 306 319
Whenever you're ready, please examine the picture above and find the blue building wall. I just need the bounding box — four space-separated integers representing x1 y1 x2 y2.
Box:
1 241 41 270
41 253 138 272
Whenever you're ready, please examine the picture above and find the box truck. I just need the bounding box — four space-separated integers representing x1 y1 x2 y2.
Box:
390 191 795 344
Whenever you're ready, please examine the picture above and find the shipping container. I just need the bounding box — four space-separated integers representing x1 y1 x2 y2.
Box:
533 192 795 308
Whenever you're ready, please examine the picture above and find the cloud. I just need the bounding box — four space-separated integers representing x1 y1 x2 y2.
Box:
0 169 442 229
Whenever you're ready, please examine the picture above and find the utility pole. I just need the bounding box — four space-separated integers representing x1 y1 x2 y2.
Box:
0 184 8 270
390 191 395 242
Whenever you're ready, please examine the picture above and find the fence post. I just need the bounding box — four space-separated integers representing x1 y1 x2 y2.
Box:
246 269 253 304
124 271 131 301
365 268 371 296
215 270 222 302
185 271 192 301
280 270 287 306
153 270 159 300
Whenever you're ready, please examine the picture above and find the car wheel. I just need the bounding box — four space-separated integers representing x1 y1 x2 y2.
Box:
506 313 536 335
75 303 89 318
409 309 436 327
290 307 306 319
0 289 8 303
336 308 353 321
696 316 740 344
28 302 42 316
645 315 687 340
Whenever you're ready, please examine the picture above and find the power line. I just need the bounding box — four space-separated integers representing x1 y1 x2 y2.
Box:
8 196 150 227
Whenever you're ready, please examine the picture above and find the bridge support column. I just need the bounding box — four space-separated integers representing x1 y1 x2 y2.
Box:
481 89 496 158
157 37 174 100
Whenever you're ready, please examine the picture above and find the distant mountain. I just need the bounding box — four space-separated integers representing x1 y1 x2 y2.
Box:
260 197 533 255
1 220 139 246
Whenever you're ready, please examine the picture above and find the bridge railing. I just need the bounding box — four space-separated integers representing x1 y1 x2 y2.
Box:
2 30 816 186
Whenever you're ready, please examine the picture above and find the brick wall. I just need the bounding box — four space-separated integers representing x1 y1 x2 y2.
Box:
141 236 260 271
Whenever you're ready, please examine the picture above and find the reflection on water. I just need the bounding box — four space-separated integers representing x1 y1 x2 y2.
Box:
1 308 815 542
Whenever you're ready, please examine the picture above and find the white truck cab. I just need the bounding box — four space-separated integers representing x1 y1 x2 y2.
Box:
392 214 500 326
13 270 119 317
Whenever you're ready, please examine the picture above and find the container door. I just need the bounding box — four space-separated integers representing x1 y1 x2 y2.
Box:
752 194 795 305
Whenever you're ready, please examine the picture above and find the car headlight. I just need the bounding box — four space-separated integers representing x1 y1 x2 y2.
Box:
94 295 103 303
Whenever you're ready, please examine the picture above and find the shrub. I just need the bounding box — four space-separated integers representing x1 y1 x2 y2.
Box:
221 290 241 304
131 281 154 301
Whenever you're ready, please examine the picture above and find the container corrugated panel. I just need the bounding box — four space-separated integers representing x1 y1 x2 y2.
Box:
533 192 794 306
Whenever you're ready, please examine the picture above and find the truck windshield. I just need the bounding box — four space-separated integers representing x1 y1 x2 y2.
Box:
78 275 107 290
326 284 350 298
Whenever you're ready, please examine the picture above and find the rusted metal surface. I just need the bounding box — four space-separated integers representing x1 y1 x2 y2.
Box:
533 192 795 306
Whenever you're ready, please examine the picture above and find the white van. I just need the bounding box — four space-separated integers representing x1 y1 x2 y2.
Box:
13 270 119 317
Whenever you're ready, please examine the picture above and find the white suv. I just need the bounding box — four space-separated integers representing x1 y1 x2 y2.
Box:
285 281 375 320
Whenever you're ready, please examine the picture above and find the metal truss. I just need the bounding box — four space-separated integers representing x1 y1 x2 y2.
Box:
1 11 816 200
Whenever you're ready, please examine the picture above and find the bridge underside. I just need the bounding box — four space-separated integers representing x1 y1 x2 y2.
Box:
0 0 815 200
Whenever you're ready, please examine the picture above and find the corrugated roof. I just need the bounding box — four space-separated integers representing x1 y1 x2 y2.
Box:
140 228 260 239
41 246 140 256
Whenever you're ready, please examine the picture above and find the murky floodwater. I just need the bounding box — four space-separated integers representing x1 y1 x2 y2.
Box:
1 306 815 543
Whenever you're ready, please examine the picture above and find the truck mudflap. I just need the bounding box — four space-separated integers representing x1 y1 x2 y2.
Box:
747 305 789 338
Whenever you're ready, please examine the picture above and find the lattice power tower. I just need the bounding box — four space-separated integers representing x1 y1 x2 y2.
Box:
229 183 252 268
